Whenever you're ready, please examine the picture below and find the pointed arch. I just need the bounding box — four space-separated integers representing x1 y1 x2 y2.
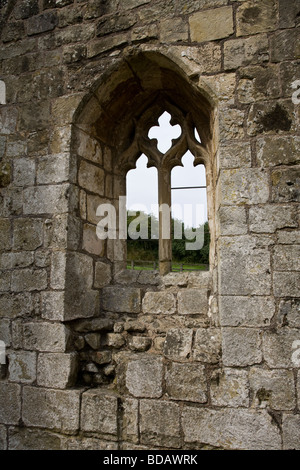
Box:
71 50 218 280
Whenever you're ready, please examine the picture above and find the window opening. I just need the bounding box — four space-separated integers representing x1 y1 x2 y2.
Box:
120 104 211 275
171 152 209 272
126 154 159 270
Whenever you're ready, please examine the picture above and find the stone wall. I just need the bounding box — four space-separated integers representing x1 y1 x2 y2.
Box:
0 0 299 450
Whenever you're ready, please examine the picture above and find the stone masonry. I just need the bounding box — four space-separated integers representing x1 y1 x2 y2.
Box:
0 0 300 450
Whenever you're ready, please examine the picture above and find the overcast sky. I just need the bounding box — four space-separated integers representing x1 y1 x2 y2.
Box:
126 112 208 228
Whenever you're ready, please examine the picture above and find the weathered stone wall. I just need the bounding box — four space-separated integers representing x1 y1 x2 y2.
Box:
0 0 299 450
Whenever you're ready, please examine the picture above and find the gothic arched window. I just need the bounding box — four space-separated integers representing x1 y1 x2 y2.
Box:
118 101 211 275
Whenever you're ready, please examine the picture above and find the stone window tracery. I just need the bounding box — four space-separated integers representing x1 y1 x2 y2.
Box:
117 101 210 275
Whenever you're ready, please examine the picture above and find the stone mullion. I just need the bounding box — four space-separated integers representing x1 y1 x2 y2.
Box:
158 166 172 276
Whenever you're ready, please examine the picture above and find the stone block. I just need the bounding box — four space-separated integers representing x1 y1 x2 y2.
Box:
105 333 125 349
82 223 105 256
128 336 151 352
257 136 300 167
273 272 300 298
211 368 249 407
76 129 103 165
121 398 139 444
96 12 136 37
163 328 193 360
49 126 72 156
249 367 296 411
0 292 33 319
160 17 188 42
6 139 27 157
283 414 300 450
1 252 34 269
8 427 63 450
8 350 36 384
0 271 11 292
62 437 118 450
36 154 69 184
182 407 281 450
11 268 47 292
0 106 18 134
27 12 58 36
278 299 300 329
50 251 66 290
248 101 295 136
0 136 6 159
220 168 269 205
277 230 300 245
63 44 86 64
14 0 39 19
219 236 271 296
0 383 21 425
142 291 176 315
131 23 158 42
51 94 84 126
23 184 70 215
179 43 222 75
120 0 150 9
43 0 73 8
263 329 300 368
219 141 251 169
0 162 11 188
189 6 233 42
177 289 208 315
81 389 118 439
222 327 262 367
2 21 25 43
85 332 101 349
41 290 65 321
203 73 236 105
140 399 180 448
0 218 11 250
13 218 43 251
249 204 298 233
236 0 278 36
278 0 298 28
237 65 280 104
23 321 70 352
298 373 300 409
224 34 269 70
22 386 80 433
126 355 163 398
220 296 275 327
270 29 300 63
218 206 248 236
166 362 207 403
65 252 99 321
273 245 300 271
87 34 129 58
0 425 6 450
37 352 78 388
19 101 51 132
78 160 105 196
271 167 300 203
218 108 245 141
13 158 35 186
102 287 141 314
280 61 300 99
193 328 222 364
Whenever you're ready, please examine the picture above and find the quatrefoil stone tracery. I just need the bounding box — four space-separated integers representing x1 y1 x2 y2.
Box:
148 111 182 154
117 103 209 174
